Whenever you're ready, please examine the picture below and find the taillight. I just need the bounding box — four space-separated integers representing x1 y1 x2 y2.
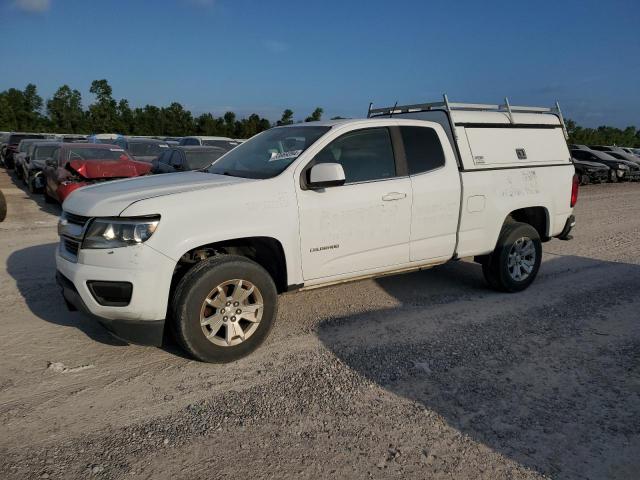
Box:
570 174 579 207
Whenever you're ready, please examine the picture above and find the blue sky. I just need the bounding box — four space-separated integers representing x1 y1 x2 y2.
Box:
0 0 638 127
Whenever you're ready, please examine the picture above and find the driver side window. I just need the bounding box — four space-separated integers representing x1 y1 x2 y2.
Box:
312 128 396 184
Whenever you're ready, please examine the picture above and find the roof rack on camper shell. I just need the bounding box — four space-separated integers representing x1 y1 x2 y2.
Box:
367 94 569 139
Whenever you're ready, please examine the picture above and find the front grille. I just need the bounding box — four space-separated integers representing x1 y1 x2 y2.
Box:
64 239 80 256
65 212 90 227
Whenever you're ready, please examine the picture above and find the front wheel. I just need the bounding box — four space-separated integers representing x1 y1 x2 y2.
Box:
482 222 542 293
171 255 278 363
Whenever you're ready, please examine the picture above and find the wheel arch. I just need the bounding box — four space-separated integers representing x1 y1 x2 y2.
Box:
173 236 289 294
504 206 550 241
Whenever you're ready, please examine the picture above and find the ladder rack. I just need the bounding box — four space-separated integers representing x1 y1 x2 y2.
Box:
367 94 569 139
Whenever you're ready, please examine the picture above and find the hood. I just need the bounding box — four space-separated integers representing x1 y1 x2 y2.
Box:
62 171 254 216
67 159 151 179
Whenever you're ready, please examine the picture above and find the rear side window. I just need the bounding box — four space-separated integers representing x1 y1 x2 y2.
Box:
313 128 396 183
400 126 445 175
157 150 171 164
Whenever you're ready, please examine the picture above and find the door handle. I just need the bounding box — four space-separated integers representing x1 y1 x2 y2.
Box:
382 192 407 201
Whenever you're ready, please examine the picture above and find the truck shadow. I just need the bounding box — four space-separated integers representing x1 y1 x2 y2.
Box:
6 243 127 346
317 255 640 479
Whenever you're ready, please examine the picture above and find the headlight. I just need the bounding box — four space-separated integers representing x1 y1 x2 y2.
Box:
82 217 160 249
618 164 629 170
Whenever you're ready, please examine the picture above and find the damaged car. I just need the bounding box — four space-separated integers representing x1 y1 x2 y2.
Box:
24 141 61 193
571 157 610 185
42 143 151 203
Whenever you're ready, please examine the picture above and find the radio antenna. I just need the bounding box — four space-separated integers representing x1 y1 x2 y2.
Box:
389 101 398 118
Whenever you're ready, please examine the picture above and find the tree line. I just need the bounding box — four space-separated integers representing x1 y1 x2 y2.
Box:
0 80 638 146
0 80 325 139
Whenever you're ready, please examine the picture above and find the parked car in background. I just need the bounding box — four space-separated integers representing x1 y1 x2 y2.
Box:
87 133 127 148
597 149 640 165
570 149 640 182
43 143 151 203
619 147 639 157
52 134 88 143
1 133 46 168
24 141 61 193
0 132 10 164
572 157 609 185
178 136 240 151
14 139 50 180
151 146 227 174
125 138 170 162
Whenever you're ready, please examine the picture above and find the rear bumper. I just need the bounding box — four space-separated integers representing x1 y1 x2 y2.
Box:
56 271 165 346
556 215 576 241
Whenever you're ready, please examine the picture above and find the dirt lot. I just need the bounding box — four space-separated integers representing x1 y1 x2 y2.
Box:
0 169 639 480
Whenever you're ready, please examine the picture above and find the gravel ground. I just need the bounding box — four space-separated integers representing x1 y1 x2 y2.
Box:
0 170 638 479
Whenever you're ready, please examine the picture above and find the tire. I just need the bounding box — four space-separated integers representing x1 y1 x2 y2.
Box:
171 254 278 363
482 221 542 293
0 190 6 222
609 171 618 183
43 187 56 204
28 176 40 194
15 165 23 180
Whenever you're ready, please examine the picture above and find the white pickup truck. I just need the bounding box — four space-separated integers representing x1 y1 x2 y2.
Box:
56 98 578 362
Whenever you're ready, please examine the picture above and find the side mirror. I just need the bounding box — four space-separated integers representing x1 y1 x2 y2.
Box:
308 163 346 189
44 158 56 168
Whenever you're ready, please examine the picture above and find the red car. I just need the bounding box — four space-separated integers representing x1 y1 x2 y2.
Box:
43 143 151 203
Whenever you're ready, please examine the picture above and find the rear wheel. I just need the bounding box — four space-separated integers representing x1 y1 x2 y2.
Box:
171 255 277 363
43 187 56 204
0 190 6 222
482 222 542 293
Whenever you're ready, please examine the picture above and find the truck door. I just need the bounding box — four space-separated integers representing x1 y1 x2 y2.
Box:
296 127 411 280
400 126 461 262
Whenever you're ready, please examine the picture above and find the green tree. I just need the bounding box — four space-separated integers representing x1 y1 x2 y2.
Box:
47 85 85 133
117 99 135 134
88 79 119 132
0 95 17 131
305 107 323 122
163 102 194 136
277 109 294 126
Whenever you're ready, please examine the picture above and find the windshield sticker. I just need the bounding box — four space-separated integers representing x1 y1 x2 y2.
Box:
109 148 125 152
269 150 302 162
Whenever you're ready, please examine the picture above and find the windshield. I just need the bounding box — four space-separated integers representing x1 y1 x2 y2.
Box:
185 149 226 170
68 147 131 161
128 142 168 156
207 126 330 179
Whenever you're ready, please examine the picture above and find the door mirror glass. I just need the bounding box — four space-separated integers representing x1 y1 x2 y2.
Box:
308 163 346 188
